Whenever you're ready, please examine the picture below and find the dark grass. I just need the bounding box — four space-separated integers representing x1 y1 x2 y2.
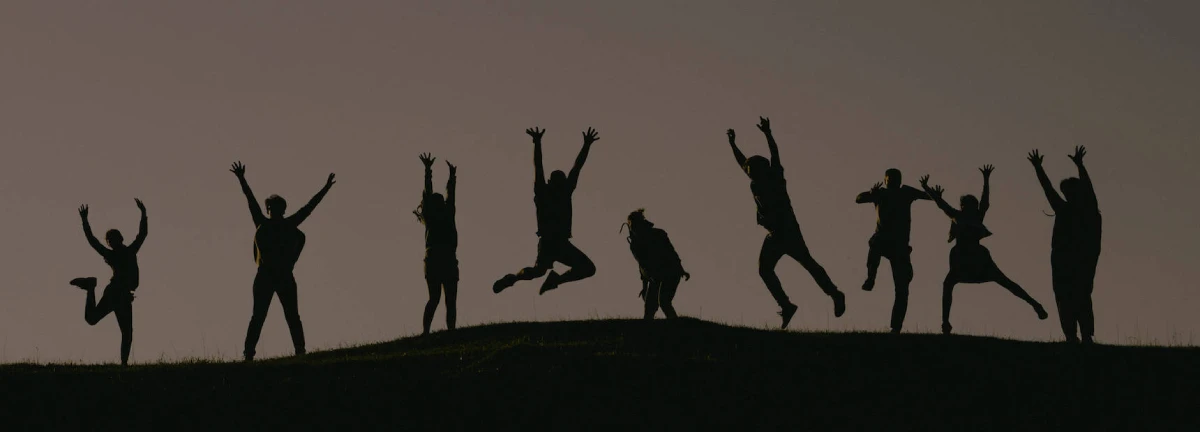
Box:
2 318 1197 431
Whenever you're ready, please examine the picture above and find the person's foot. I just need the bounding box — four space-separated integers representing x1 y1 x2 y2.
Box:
539 271 561 295
779 303 798 329
1034 304 1048 320
831 290 846 318
941 322 953 335
1081 336 1095 345
890 328 902 334
294 348 306 357
70 277 97 291
1064 336 1081 344
862 278 875 291
493 274 517 294
243 354 254 362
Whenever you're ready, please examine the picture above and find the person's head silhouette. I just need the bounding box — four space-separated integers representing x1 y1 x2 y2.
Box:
743 155 772 180
1060 177 1084 203
105 229 125 249
959 194 980 215
548 170 569 190
266 195 288 219
885 168 902 189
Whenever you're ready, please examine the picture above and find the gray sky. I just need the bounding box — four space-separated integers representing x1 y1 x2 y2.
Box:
1 1 1197 363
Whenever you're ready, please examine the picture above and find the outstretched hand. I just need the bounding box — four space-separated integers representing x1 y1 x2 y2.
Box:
419 152 436 168
1069 145 1087 165
230 161 246 177
78 204 89 219
325 173 336 188
446 160 457 176
929 185 945 198
526 127 545 142
919 174 931 187
979 164 995 178
582 127 599 145
1027 149 1044 166
756 116 771 133
135 198 146 212
726 129 736 142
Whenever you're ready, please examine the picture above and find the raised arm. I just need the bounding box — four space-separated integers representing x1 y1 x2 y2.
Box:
129 199 149 252
78 205 109 256
726 129 748 174
419 153 436 198
1068 145 1097 204
288 173 336 225
230 162 266 226
527 127 546 186
920 175 958 218
757 117 780 167
446 160 457 208
568 127 599 187
856 182 883 204
1027 150 1065 211
978 165 993 216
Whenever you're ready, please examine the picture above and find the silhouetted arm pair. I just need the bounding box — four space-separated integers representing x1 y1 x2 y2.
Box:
919 175 959 219
288 173 337 226
230 162 267 226
568 128 599 188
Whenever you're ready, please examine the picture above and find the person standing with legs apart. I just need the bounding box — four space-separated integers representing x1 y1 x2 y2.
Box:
413 153 458 335
622 209 690 320
855 169 932 333
1028 147 1102 344
230 161 335 361
920 168 1048 335
70 199 148 366
493 127 599 295
726 117 846 329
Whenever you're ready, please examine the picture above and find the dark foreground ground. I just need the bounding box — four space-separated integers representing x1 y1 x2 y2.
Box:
1 318 1197 431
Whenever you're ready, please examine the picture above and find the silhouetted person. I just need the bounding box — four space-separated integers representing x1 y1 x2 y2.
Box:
726 117 845 329
622 209 691 320
69 199 148 366
1029 147 1102 344
920 168 1048 335
231 161 335 361
493 127 599 295
413 153 458 335
855 169 932 333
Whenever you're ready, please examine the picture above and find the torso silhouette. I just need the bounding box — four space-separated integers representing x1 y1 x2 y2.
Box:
1053 200 1102 253
254 219 305 273
949 213 992 246
102 247 140 291
870 186 927 244
750 167 799 232
535 182 574 238
630 228 683 280
421 205 458 253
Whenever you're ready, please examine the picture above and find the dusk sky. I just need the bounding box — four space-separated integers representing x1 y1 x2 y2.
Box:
1 1 1197 363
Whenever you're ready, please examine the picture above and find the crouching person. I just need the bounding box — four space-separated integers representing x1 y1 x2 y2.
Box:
622 209 690 320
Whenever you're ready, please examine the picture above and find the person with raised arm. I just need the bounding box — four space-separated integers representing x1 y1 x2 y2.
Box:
230 161 335 361
69 199 148 366
493 127 599 295
855 168 932 333
920 168 1048 335
413 153 459 335
726 117 845 329
1028 146 1102 344
622 209 690 320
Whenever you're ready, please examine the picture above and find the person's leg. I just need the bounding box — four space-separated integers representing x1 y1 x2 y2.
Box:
758 233 796 328
643 280 661 320
659 277 681 319
540 240 596 294
423 278 442 336
863 238 883 291
494 240 552 293
84 285 117 326
1078 254 1099 343
889 251 914 333
276 274 306 356
942 274 958 334
993 271 1048 320
784 235 845 318
1051 255 1079 343
444 277 458 331
243 272 275 361
115 299 133 366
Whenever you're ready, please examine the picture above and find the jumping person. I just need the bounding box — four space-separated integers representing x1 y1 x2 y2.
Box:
622 209 690 320
855 168 932 333
1028 146 1102 344
413 153 458 335
70 199 148 366
920 168 1048 335
493 127 599 295
230 161 335 361
726 117 845 329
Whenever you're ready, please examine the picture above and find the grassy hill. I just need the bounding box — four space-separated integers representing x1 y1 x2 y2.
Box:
2 318 1197 431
